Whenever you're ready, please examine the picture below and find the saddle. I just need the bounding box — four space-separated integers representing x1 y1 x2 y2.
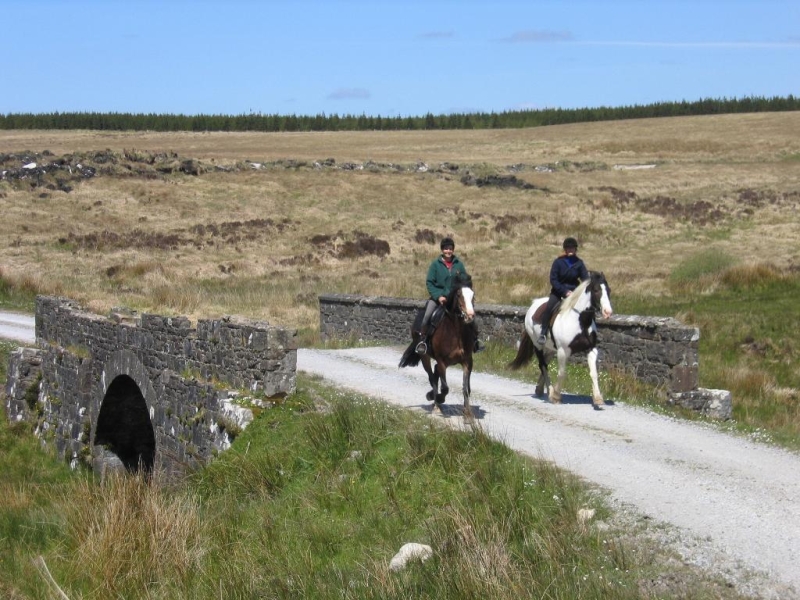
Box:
532 300 562 326
430 306 445 327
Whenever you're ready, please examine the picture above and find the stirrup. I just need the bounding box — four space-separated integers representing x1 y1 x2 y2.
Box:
415 341 428 355
537 333 547 346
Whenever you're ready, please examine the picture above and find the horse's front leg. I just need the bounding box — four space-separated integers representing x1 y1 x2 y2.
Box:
422 357 439 402
461 361 473 420
534 347 549 397
587 348 605 409
436 362 449 406
549 347 569 404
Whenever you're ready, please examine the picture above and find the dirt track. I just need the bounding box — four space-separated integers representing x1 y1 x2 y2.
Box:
298 346 800 600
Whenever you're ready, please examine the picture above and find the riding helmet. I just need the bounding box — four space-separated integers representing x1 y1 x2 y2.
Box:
440 237 455 250
562 237 579 250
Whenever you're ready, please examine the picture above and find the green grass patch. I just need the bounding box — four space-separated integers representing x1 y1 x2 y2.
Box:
4 369 745 599
667 248 738 293
617 268 800 449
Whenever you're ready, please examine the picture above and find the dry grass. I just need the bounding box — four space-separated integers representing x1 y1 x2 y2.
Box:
58 472 205 597
1 112 799 335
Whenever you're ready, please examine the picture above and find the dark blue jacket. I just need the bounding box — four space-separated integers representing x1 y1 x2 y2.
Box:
549 254 588 298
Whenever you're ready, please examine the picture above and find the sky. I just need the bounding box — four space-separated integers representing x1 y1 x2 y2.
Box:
2 0 798 118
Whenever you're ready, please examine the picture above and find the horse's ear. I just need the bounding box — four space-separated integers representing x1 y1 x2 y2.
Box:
458 272 473 287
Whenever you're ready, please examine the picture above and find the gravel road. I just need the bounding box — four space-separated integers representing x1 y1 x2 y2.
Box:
298 346 800 599
0 311 35 345
2 314 798 598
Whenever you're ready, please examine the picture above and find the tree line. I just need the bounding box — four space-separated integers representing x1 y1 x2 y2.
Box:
1 95 797 132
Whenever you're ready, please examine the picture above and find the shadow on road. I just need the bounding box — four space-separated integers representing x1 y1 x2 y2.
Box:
513 391 617 408
420 403 488 419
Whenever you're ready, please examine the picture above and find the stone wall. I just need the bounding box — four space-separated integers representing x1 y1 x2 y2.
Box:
318 293 730 419
4 296 297 475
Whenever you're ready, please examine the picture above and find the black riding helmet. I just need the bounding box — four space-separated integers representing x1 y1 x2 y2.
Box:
440 237 455 250
562 237 578 250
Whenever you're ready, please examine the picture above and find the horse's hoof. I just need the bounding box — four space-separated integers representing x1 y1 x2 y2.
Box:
593 403 604 411
426 391 435 402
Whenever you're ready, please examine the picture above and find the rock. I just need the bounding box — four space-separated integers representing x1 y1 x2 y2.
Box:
668 388 732 420
389 542 433 571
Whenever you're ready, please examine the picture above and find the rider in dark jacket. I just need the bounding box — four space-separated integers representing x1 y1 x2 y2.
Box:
537 237 589 346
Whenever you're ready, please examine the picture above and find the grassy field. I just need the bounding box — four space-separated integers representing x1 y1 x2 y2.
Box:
1 114 798 598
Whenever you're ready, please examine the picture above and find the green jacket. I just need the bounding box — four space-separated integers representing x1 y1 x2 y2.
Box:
426 255 469 301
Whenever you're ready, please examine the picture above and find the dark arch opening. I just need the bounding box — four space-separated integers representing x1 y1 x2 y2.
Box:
95 375 156 474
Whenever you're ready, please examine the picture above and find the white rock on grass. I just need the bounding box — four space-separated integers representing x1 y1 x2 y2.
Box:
389 543 433 571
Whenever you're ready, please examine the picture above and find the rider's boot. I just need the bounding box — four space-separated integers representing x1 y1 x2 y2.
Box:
537 328 548 346
415 327 428 355
473 339 484 353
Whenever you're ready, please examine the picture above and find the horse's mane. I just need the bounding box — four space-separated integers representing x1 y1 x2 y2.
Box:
559 279 590 314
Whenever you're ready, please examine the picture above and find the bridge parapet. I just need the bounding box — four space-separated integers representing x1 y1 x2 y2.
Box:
5 296 297 476
318 293 730 419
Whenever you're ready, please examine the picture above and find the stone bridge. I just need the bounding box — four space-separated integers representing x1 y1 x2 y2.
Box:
4 296 296 476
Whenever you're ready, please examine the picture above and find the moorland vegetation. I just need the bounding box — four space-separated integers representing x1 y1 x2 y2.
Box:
1 109 799 598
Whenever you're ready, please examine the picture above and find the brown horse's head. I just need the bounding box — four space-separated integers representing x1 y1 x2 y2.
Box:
445 274 475 323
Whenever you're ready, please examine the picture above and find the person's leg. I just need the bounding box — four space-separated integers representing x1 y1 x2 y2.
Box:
537 293 559 345
416 300 437 354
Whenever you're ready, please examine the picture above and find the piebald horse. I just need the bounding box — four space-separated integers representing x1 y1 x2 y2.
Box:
509 271 613 409
399 278 477 418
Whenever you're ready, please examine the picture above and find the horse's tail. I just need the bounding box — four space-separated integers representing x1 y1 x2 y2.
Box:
399 340 421 368
508 328 534 370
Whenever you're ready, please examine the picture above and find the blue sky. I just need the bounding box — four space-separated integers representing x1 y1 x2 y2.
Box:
2 0 798 117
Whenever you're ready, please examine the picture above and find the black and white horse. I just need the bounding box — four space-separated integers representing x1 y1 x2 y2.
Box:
509 272 613 409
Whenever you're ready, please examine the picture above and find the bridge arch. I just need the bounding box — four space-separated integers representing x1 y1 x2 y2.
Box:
95 350 158 473
5 297 298 476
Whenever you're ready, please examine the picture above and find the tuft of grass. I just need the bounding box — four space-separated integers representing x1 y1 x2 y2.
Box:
719 262 786 291
0 267 37 312
668 249 738 293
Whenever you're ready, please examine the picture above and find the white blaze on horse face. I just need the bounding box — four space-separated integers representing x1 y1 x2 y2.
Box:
461 287 475 322
600 284 613 319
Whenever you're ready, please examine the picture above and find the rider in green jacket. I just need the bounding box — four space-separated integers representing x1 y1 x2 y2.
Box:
414 237 480 355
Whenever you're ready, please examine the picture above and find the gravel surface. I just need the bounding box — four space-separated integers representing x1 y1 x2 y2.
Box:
3 313 798 598
298 346 800 599
0 311 35 345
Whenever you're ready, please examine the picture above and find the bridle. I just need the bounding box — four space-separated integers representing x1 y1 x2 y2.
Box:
589 274 609 314
446 286 474 323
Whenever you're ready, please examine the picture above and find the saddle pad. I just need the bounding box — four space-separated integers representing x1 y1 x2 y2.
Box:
533 300 562 325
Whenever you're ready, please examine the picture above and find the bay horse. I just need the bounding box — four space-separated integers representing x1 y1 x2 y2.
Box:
509 271 613 409
399 277 477 418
